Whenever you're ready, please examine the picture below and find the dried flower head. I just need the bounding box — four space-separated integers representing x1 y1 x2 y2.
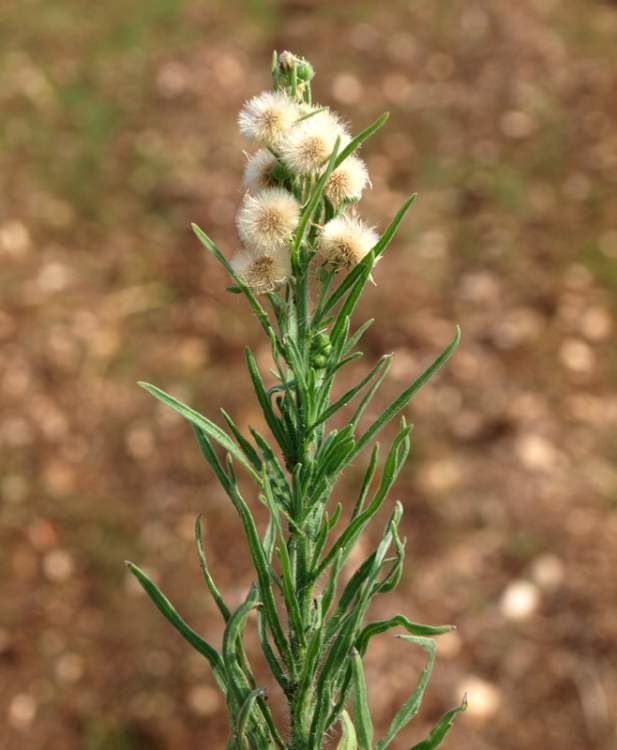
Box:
324 155 370 204
231 246 291 294
243 149 279 193
238 91 299 147
318 214 378 269
280 110 350 175
236 187 300 252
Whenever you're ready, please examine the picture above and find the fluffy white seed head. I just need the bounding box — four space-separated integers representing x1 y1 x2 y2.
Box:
231 247 291 294
238 91 299 147
236 187 300 252
243 149 279 193
324 155 370 204
318 214 378 269
279 109 350 175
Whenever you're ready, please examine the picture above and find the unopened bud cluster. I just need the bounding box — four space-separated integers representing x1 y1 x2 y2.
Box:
232 52 374 294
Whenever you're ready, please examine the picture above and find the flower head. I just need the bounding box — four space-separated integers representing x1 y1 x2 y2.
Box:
236 187 299 252
279 109 350 175
324 155 370 204
231 247 291 294
238 91 299 147
243 149 279 193
318 214 378 269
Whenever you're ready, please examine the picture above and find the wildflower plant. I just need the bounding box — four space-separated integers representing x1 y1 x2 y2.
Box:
128 51 464 750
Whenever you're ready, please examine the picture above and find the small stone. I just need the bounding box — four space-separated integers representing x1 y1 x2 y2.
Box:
500 579 540 621
187 684 221 716
559 338 595 374
530 554 564 591
458 676 501 720
125 425 155 458
42 550 75 582
0 221 31 257
517 434 559 471
36 261 72 293
418 458 463 494
8 693 37 729
580 306 612 342
500 110 536 139
55 653 84 684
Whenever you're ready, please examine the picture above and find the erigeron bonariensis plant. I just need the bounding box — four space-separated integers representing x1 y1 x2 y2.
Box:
128 51 464 750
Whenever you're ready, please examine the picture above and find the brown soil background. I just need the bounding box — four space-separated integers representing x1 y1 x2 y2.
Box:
1 1 616 748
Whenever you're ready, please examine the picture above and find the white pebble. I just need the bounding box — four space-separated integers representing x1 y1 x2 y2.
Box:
8 693 37 729
500 579 540 621
457 676 501 720
530 554 564 591
42 550 74 582
187 684 221 716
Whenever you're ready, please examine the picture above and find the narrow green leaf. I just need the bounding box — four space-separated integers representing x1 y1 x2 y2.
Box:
314 423 411 579
309 354 392 431
351 445 379 519
237 688 266 744
311 506 402 747
337 710 358 750
139 382 261 485
222 588 261 726
223 466 292 670
344 319 375 355
293 138 340 259
373 520 405 595
220 409 263 471
352 326 461 459
195 514 230 622
245 347 289 452
192 423 230 484
321 548 343 616
408 698 467 750
126 562 227 692
334 111 389 168
222 587 258 684
257 608 290 696
356 616 453 656
349 356 393 429
223 589 286 750
191 223 274 339
330 265 372 348
351 650 374 750
263 478 305 647
375 636 437 750
319 194 417 323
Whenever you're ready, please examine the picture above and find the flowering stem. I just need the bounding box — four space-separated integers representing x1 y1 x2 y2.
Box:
130 51 466 750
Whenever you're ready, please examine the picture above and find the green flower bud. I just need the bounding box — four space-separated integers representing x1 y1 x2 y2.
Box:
310 353 328 369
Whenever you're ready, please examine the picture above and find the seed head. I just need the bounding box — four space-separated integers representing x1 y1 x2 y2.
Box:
231 247 291 294
318 214 378 269
324 155 370 204
236 187 300 252
238 91 299 147
243 149 279 193
279 109 350 175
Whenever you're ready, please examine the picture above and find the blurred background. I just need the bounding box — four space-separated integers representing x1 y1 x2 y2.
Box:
1 1 616 748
